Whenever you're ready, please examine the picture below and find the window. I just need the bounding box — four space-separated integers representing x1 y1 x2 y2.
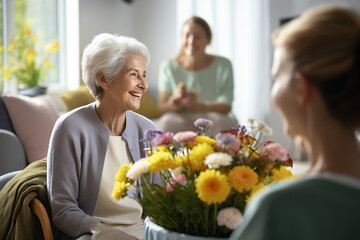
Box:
0 0 65 93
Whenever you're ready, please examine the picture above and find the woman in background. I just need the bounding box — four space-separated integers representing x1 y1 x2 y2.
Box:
230 5 360 240
47 33 156 240
157 16 237 136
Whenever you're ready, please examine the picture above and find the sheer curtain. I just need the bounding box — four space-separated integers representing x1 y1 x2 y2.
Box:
176 0 272 125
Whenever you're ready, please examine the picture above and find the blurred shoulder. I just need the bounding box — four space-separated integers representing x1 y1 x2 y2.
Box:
160 59 177 69
215 55 232 66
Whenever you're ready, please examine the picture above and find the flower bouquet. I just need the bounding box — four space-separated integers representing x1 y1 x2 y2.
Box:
112 118 293 238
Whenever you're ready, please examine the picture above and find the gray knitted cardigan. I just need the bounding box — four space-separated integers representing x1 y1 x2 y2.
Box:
47 103 156 239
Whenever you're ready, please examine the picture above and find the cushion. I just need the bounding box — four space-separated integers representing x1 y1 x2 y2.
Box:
60 85 95 111
2 94 59 164
135 91 160 119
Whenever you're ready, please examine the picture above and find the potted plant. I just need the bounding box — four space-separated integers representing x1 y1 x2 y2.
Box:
4 25 60 95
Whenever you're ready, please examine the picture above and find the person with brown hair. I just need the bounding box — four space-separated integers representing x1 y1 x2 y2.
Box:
230 5 360 240
157 16 237 136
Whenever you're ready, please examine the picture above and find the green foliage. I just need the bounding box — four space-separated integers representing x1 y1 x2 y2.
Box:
140 172 246 238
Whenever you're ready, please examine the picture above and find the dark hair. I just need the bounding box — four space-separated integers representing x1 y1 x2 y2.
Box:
272 5 360 126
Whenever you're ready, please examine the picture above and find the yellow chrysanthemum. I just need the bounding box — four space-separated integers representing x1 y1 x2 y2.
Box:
195 169 230 205
175 154 189 168
147 151 177 172
271 166 293 181
115 163 132 182
156 146 170 153
189 143 214 171
189 136 217 149
112 181 130 200
228 166 258 193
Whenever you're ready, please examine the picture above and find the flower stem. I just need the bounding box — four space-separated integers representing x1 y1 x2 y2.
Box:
212 204 218 236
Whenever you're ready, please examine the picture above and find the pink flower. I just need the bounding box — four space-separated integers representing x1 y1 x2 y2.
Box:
166 182 174 192
173 131 197 143
258 142 289 162
174 174 186 184
166 174 186 193
152 132 174 147
217 207 242 230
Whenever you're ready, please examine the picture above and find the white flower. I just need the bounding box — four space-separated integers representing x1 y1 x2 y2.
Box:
256 121 273 137
238 149 250 158
204 152 232 169
171 167 185 178
262 126 273 137
126 159 150 180
256 121 266 131
217 207 243 230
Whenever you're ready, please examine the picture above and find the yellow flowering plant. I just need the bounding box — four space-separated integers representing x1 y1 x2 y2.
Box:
112 118 294 238
1 25 60 88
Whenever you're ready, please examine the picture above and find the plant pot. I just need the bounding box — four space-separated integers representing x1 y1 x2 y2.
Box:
144 217 227 240
17 85 47 97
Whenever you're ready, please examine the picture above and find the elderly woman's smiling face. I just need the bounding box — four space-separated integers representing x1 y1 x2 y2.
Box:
106 54 148 111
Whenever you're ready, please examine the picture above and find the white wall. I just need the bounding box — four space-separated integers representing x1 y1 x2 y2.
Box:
79 0 177 98
78 0 360 159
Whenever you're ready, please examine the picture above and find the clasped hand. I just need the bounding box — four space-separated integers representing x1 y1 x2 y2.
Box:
170 83 197 111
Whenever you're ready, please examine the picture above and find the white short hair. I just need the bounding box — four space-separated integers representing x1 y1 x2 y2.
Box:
81 33 150 99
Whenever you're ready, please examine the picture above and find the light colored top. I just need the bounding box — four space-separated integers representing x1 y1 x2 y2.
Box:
47 102 157 239
93 136 142 224
229 172 360 240
158 56 234 107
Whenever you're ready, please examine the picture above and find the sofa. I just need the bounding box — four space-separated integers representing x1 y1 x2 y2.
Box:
0 85 160 176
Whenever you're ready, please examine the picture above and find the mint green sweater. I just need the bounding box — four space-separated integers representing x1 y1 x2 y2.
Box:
230 174 360 240
158 56 234 107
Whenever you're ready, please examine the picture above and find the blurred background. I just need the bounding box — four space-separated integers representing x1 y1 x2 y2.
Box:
1 0 359 161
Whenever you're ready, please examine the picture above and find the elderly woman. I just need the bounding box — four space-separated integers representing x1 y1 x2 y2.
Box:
230 5 360 240
47 33 156 240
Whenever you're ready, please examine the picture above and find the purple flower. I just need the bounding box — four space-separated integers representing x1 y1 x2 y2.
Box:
144 128 163 141
222 125 247 136
194 118 215 129
216 133 241 155
152 132 174 147
216 133 236 146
